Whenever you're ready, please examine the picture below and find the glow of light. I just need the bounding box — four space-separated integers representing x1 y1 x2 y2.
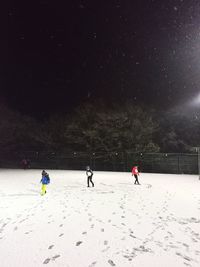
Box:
191 93 200 106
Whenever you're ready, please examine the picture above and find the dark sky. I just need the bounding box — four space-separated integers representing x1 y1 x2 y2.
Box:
3 0 200 117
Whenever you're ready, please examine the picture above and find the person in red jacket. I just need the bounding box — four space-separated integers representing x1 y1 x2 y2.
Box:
132 166 140 185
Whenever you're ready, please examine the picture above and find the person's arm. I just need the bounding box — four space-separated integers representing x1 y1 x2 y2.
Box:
131 168 134 176
40 175 44 183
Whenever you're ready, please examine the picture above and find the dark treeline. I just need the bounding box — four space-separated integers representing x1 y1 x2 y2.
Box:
0 101 200 153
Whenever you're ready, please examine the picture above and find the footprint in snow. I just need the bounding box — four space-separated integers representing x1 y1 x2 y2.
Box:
102 246 110 252
88 261 97 267
108 259 116 266
43 258 51 264
52 254 60 261
76 241 83 246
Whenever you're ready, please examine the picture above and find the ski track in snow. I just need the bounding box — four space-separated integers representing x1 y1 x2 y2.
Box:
0 169 200 266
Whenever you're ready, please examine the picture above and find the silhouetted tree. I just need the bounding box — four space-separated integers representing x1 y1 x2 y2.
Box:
64 101 160 152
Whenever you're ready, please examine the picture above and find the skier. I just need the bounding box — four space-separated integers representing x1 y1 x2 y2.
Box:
132 165 140 185
40 170 50 195
86 166 94 187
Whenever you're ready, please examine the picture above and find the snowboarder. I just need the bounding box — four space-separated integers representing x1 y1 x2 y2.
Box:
86 166 94 187
132 165 140 185
40 170 50 195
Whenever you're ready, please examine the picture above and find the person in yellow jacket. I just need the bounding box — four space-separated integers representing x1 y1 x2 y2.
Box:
40 170 50 195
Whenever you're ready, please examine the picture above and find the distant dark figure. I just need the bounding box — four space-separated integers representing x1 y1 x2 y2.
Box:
27 159 30 168
86 166 94 187
132 166 140 185
21 158 28 169
21 158 30 169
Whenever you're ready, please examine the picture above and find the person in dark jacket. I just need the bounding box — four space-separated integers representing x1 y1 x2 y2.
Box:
86 166 94 187
40 170 50 195
21 158 28 169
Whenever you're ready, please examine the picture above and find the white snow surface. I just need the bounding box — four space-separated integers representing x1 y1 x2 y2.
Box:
0 169 200 267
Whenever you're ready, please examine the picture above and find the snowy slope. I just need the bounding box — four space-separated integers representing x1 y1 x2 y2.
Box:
0 169 200 267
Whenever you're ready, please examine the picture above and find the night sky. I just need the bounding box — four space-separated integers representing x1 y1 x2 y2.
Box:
4 0 200 117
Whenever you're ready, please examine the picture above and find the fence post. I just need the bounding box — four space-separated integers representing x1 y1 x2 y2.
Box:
90 154 92 169
198 148 200 180
126 152 128 172
122 152 125 172
178 154 180 174
90 153 95 170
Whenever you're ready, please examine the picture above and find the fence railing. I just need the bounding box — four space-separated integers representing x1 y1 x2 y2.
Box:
0 151 198 174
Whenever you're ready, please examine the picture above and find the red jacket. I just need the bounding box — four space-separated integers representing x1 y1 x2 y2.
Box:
132 166 139 175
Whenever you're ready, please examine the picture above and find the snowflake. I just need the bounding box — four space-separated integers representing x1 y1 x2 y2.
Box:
79 4 85 9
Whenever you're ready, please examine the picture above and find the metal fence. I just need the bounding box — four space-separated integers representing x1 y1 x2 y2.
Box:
0 151 198 174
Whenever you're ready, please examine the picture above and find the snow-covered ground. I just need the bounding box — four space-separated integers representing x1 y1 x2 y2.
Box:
0 169 200 267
